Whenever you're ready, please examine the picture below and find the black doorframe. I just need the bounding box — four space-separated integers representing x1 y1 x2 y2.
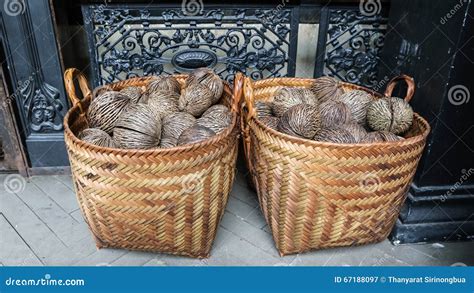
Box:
0 0 70 172
377 0 474 243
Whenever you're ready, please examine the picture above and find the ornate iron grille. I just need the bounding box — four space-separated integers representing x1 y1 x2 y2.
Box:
315 6 389 89
82 4 299 87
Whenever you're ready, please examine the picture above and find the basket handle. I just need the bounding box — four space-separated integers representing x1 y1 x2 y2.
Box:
64 68 92 114
241 77 256 174
243 77 257 121
384 74 415 102
231 72 244 114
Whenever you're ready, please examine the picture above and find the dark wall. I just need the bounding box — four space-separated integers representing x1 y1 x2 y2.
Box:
379 0 474 243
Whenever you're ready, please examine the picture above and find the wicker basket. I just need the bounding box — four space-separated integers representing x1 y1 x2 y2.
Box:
63 68 243 258
241 75 430 256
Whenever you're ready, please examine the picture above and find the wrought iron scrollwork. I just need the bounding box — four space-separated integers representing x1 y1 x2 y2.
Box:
83 5 298 86
322 9 388 89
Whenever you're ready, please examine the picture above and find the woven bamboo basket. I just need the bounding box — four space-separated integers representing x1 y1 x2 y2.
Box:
241 75 430 256
63 68 243 258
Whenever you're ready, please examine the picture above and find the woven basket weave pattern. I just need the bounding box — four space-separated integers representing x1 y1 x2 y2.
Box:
242 77 430 255
64 70 242 258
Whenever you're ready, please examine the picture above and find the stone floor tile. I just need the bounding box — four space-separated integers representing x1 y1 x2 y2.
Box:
0 186 67 263
70 209 85 223
73 248 127 266
111 251 159 266
0 215 43 266
13 182 89 246
54 175 75 191
220 212 277 256
30 176 79 213
2 175 473 266
229 179 259 208
206 232 284 266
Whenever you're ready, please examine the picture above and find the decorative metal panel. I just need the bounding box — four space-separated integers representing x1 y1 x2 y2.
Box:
82 5 299 87
316 7 389 89
2 2 65 133
1 0 70 167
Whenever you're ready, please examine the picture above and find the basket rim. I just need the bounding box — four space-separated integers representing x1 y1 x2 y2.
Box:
247 77 431 148
251 113 429 147
63 75 239 155
253 77 382 96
